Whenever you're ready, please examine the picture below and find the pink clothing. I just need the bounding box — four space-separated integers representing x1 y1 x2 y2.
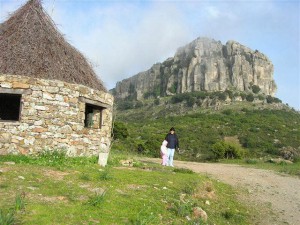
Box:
160 140 168 166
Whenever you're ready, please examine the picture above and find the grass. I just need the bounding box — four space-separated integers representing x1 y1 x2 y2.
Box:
0 151 257 225
0 193 25 225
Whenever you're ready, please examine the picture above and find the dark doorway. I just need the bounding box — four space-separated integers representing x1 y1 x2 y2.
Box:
0 93 22 121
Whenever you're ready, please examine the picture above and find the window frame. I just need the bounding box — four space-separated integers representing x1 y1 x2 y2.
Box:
0 88 30 122
79 97 110 129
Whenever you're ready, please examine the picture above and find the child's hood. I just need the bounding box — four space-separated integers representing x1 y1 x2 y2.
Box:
162 140 168 146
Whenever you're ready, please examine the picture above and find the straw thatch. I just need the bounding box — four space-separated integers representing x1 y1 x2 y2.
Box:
0 0 106 92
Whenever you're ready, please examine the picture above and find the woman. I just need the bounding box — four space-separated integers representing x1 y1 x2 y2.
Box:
165 127 179 167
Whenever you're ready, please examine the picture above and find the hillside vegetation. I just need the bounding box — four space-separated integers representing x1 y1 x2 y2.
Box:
112 97 300 163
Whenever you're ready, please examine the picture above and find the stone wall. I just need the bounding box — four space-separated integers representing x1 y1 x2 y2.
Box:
0 74 114 164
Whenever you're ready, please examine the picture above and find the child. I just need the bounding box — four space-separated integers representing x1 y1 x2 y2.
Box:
160 140 168 166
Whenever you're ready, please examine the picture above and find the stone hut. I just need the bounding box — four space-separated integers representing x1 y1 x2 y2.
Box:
0 0 113 165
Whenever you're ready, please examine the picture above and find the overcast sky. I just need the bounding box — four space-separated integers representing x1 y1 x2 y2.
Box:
1 0 299 110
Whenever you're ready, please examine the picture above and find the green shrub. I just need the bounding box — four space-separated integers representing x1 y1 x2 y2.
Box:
224 142 244 159
252 85 261 94
240 93 246 100
186 96 196 107
211 142 226 160
258 94 265 100
246 94 254 102
266 95 282 104
113 122 129 140
226 90 234 99
211 141 245 159
217 92 227 101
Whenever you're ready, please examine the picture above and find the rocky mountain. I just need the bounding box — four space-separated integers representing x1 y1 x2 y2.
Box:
112 37 277 100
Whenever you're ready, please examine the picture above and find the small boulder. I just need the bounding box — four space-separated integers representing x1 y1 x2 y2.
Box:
193 207 208 222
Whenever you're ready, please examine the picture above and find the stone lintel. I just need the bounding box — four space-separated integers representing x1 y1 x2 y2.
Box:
79 96 111 109
0 87 32 95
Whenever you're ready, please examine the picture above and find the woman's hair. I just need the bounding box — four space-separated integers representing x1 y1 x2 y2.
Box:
170 127 175 132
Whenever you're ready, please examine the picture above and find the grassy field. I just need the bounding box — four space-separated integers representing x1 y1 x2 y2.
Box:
0 151 258 225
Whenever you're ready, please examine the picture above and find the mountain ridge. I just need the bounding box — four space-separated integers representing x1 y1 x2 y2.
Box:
112 37 276 101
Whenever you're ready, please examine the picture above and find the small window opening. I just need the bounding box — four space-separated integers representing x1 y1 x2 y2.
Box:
0 93 22 121
84 104 104 129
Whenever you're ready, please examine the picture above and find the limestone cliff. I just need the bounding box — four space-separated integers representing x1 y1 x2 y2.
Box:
113 37 276 100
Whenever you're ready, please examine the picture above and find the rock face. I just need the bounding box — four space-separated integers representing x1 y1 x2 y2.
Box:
113 37 276 100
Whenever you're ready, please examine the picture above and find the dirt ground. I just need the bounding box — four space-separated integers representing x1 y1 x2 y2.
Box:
142 158 300 225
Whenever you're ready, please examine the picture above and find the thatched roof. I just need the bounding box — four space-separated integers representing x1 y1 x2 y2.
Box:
0 0 106 92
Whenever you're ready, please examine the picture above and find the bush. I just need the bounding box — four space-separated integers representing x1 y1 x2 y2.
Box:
252 85 261 94
211 141 245 160
170 95 184 104
225 90 234 99
211 142 226 160
186 96 195 107
217 92 227 101
258 94 265 100
113 122 129 140
246 94 254 102
266 95 281 104
224 142 244 159
240 93 246 100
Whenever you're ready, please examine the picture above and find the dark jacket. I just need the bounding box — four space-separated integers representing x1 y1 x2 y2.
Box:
165 133 179 149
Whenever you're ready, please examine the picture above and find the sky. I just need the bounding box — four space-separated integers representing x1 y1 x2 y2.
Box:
1 0 299 110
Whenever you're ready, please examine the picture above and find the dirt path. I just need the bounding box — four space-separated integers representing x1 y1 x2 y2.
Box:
142 158 300 225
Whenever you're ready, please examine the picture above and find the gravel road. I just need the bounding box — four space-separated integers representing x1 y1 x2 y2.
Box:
142 158 300 225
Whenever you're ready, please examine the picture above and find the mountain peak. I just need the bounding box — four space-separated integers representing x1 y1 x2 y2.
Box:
113 37 276 100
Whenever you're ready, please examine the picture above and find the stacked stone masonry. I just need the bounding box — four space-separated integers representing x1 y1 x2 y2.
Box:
0 74 114 159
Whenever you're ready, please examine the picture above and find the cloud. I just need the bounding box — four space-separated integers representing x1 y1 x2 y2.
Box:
1 0 299 109
51 1 191 89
